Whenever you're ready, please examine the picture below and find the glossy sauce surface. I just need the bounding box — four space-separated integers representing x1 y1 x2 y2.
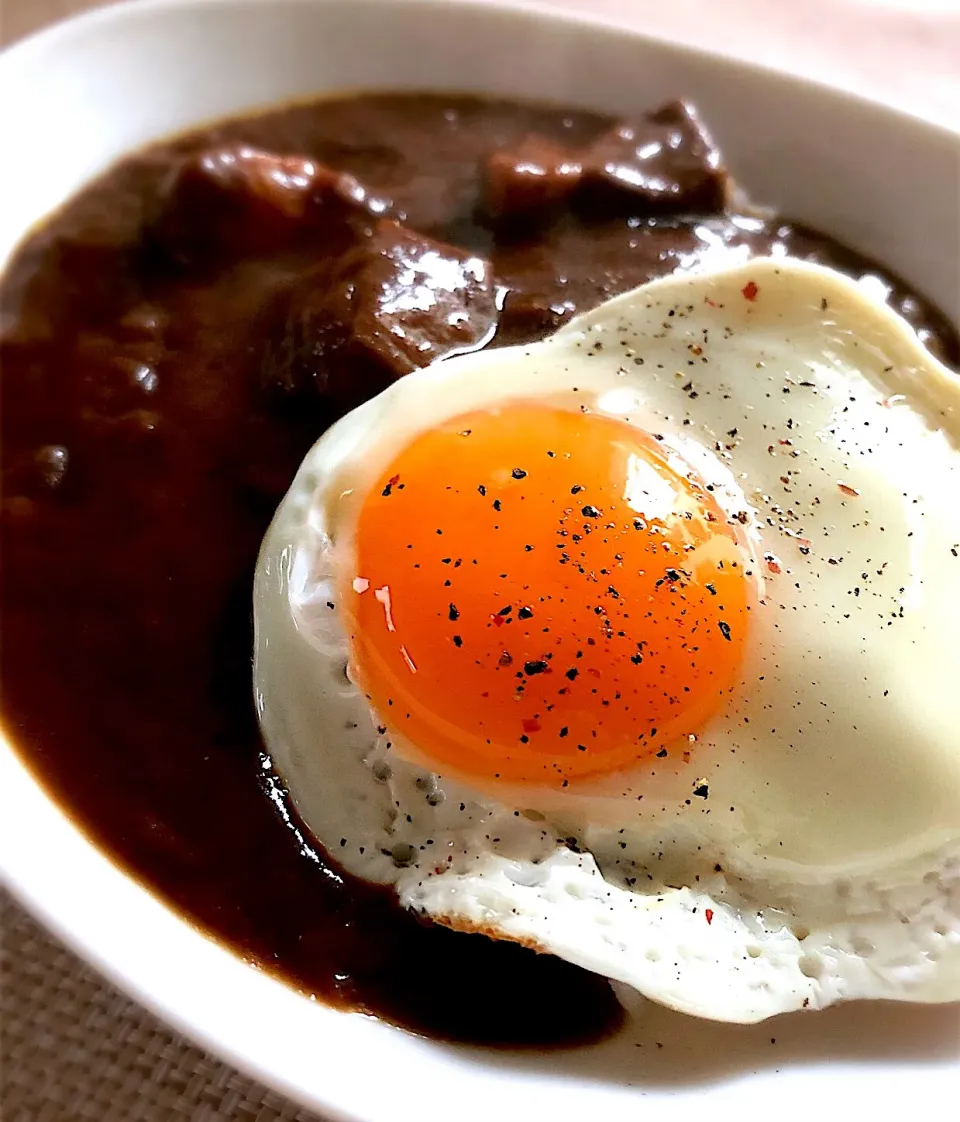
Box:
1 94 955 1044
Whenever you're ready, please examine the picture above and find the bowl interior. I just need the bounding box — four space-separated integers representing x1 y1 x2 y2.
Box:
1 0 958 308
1 2 958 1121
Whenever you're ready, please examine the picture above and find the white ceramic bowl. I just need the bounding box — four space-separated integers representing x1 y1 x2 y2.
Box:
1 2 958 1119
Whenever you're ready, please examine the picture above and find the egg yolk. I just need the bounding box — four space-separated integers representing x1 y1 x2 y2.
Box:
343 404 750 787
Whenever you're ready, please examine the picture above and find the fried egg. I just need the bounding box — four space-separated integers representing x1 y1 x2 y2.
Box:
253 258 960 1023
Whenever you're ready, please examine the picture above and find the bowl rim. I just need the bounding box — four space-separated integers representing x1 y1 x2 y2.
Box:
5 0 960 140
2 2 959 1121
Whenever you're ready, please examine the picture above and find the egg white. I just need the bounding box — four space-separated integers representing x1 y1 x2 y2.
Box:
254 258 960 1022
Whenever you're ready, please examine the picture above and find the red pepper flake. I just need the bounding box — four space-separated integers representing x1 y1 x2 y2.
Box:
704 296 717 308
522 718 541 734
837 483 860 497
705 908 714 925
741 280 759 302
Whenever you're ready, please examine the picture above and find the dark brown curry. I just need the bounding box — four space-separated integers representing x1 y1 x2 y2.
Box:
1 93 955 1044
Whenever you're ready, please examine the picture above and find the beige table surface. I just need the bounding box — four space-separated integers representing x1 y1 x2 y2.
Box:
1 2 958 1120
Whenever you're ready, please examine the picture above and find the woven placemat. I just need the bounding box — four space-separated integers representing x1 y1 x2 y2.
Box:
0 889 329 1121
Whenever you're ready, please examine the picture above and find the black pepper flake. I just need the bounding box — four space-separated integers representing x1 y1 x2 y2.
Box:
524 660 548 676
452 635 463 648
478 484 486 496
570 484 583 494
630 653 643 665
565 668 578 681
705 582 717 595
559 727 569 738
577 744 588 752
518 607 533 620
493 499 502 512
511 468 527 480
581 505 601 518
498 605 513 616
656 748 668 758
693 782 710 798
448 603 460 622
718 620 732 641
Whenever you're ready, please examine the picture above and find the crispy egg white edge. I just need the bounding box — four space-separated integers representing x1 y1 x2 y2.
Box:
253 258 960 1022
